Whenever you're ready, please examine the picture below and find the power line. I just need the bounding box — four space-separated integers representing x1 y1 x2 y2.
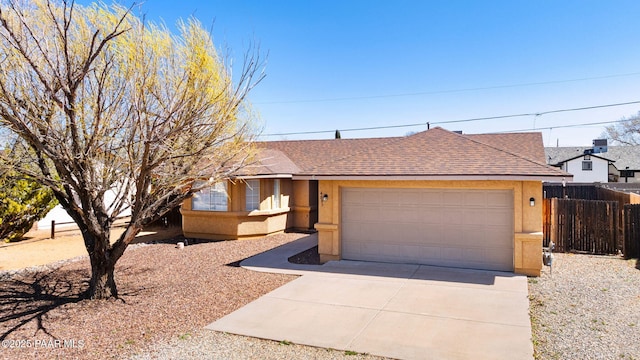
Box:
260 100 640 137
430 100 640 125
261 122 426 137
255 72 640 105
496 120 625 133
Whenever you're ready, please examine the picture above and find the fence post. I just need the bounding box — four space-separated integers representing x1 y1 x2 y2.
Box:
550 197 558 250
51 220 55 239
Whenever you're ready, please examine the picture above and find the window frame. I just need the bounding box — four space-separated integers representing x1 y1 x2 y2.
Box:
273 179 281 209
582 161 593 171
621 170 635 178
192 181 228 211
245 179 261 211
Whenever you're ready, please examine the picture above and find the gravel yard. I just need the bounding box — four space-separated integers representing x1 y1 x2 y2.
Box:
130 330 387 360
528 253 640 360
0 233 304 360
4 232 639 360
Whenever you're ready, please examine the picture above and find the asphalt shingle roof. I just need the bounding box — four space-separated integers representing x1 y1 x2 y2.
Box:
467 132 546 163
256 137 400 173
236 149 301 176
250 127 568 179
301 128 567 177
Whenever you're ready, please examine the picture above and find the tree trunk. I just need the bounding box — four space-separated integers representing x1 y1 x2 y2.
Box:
82 224 119 299
88 258 117 299
84 224 140 299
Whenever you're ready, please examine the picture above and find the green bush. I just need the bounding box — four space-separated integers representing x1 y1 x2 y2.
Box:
0 173 57 242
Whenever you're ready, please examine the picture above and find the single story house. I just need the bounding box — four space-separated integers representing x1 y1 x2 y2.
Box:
545 145 640 183
182 127 570 276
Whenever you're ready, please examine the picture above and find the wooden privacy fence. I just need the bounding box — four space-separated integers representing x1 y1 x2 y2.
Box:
624 204 640 259
543 198 619 254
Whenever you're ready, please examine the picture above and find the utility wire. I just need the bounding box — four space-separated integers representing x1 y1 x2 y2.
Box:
255 72 640 104
496 120 624 133
430 100 640 125
261 122 426 137
260 100 640 137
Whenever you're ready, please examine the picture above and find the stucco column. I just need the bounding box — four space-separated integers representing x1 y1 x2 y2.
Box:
315 181 340 262
514 181 543 276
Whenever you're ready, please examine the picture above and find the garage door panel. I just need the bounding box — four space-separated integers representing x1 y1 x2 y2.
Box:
441 247 464 261
486 248 514 264
401 227 425 242
441 208 464 224
485 209 513 226
488 191 513 206
400 207 424 222
420 246 442 261
460 210 487 225
343 240 361 256
342 188 514 271
420 208 443 224
442 191 464 204
355 208 381 221
388 207 406 224
380 191 399 205
421 191 444 204
342 223 356 239
462 247 485 261
421 227 444 242
341 189 358 204
463 192 489 206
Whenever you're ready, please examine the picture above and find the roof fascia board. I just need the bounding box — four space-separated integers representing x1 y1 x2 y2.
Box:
560 153 615 163
292 175 573 181
231 174 294 180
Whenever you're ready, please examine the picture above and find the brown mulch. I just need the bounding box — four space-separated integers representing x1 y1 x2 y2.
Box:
0 233 308 360
287 245 320 265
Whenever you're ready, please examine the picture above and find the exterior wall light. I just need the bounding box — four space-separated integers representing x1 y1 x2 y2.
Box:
530 197 535 207
322 193 329 203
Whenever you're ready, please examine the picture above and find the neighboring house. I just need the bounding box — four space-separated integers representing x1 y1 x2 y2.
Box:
547 152 612 183
37 186 132 230
545 146 640 183
182 127 569 276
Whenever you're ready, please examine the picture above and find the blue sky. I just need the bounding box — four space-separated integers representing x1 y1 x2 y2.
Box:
89 1 640 146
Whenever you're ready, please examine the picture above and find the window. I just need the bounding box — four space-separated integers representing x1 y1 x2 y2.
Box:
582 161 593 171
245 179 260 211
621 170 635 178
192 181 228 211
273 179 281 208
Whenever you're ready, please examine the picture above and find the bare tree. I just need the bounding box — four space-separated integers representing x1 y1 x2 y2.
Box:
0 0 264 299
604 111 640 145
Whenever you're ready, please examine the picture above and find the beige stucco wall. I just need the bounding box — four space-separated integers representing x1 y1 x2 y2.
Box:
314 179 543 276
181 178 317 240
291 180 319 230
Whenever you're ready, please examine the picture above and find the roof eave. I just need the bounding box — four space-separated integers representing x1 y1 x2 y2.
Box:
231 174 294 180
292 174 573 181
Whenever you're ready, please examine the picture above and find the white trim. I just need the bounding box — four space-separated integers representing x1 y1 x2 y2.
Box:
293 175 573 181
192 181 228 211
245 179 260 211
233 174 293 179
273 179 281 209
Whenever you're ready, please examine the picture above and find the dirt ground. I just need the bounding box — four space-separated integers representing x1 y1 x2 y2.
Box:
0 224 183 271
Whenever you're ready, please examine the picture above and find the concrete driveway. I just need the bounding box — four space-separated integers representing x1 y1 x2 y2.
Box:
206 235 533 360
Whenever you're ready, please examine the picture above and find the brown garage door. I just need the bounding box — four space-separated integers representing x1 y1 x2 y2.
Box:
341 188 514 271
